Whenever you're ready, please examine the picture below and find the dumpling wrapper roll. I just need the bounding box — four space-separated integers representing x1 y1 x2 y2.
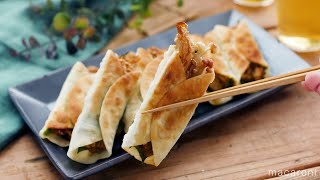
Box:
140 58 162 100
99 48 160 153
146 47 165 61
99 71 141 155
232 20 269 83
119 47 160 74
150 73 214 165
205 25 250 85
204 25 250 105
122 48 163 132
135 48 154 70
122 22 215 166
66 74 94 125
190 34 236 105
122 89 142 133
67 50 124 164
39 62 92 147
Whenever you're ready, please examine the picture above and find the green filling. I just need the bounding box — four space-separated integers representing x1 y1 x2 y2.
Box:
135 146 147 161
79 141 106 154
77 146 88 153
43 129 52 136
134 142 153 162
241 64 266 84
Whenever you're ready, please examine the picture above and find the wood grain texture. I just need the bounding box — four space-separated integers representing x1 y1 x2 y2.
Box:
1 0 320 179
88 84 320 180
0 133 60 180
157 0 277 29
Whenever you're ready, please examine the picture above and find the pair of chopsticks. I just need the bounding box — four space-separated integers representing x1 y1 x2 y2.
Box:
142 65 320 114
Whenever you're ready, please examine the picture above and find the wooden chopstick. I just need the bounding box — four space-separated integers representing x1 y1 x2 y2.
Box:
202 64 320 96
142 65 320 114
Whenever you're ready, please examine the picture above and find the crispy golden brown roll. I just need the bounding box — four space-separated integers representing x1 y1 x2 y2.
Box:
205 25 250 85
122 22 215 166
39 62 94 147
190 33 236 105
232 20 269 83
146 46 165 60
68 50 125 164
99 71 141 159
121 47 164 132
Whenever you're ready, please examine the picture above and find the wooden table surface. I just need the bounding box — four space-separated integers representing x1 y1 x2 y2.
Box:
1 0 320 179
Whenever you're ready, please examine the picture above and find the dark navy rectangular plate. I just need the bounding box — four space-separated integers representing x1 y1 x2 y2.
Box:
9 10 310 179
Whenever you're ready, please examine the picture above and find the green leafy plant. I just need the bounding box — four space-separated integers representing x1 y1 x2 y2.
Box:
52 12 70 32
177 0 183 7
4 0 183 61
4 0 130 60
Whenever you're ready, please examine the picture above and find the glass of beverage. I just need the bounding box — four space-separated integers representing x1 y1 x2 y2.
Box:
277 0 320 52
233 0 274 7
